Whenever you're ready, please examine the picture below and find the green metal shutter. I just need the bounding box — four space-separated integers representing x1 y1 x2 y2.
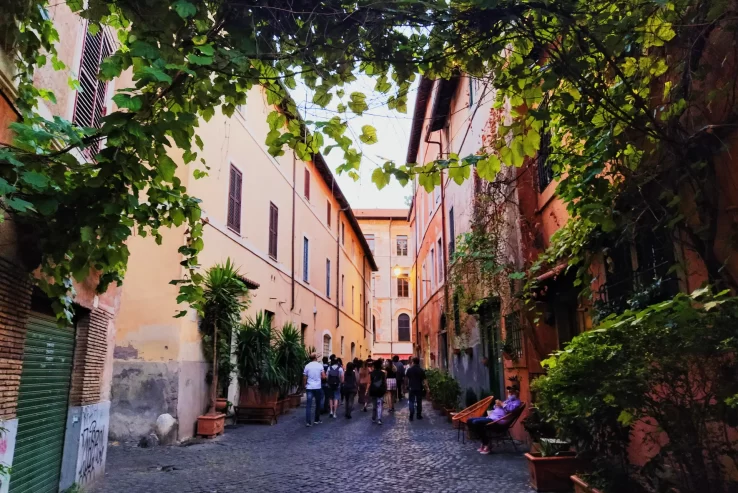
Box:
10 313 75 493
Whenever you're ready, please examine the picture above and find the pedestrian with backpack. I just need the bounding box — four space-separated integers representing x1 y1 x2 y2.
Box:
342 361 358 418
321 356 331 413
392 355 405 401
326 358 344 418
366 359 387 424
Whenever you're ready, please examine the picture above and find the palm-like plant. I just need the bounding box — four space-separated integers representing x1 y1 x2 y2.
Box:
274 323 307 395
235 312 279 392
196 259 248 415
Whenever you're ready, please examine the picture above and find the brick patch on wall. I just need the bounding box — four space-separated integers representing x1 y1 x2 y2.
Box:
70 309 112 406
0 257 32 420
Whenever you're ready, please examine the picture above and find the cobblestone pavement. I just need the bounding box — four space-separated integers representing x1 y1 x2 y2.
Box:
93 401 535 493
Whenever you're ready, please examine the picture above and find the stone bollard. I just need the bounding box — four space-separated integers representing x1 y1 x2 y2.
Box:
155 413 178 445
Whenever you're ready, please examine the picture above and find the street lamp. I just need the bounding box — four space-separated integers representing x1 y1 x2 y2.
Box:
393 264 402 276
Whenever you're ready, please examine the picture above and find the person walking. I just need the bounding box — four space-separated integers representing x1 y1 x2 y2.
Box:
385 362 397 413
343 361 358 418
326 358 344 418
392 355 405 401
358 360 370 412
321 356 331 413
367 359 387 425
303 353 325 426
405 357 427 421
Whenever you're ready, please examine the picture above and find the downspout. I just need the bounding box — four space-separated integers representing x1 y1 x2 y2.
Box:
336 208 341 328
291 151 296 310
389 218 393 357
361 254 367 337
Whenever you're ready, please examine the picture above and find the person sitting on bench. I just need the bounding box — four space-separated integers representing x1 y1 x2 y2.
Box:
467 385 521 454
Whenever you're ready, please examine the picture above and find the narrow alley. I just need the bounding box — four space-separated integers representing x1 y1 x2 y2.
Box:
92 404 534 493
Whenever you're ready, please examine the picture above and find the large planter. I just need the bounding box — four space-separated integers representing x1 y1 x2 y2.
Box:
238 385 278 408
196 413 225 438
571 475 603 493
289 393 301 408
277 398 289 415
215 398 228 413
525 452 581 492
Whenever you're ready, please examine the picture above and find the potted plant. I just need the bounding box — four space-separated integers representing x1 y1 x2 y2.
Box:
274 323 307 411
194 260 249 438
235 312 280 411
570 475 604 493
525 438 580 492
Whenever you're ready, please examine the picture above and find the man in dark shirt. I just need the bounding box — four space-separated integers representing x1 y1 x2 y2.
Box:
404 357 427 421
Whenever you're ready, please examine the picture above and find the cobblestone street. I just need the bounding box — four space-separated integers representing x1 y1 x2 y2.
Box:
93 401 535 493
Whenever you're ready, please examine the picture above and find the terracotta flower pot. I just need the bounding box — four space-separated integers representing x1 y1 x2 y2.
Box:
215 398 228 413
196 413 225 438
525 452 581 492
571 475 603 493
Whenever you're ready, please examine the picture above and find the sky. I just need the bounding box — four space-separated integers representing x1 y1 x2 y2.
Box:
293 77 418 211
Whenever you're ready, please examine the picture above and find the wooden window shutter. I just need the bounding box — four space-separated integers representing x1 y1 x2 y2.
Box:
269 202 278 259
73 26 113 159
227 165 242 232
327 201 332 227
304 168 310 200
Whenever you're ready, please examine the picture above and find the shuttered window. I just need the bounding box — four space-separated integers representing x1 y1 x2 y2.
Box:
73 27 113 159
303 237 309 282
227 165 242 233
325 259 331 298
268 203 278 259
304 168 310 200
397 277 409 297
326 201 332 227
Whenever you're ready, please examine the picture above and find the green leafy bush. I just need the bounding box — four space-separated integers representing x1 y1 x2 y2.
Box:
533 288 738 492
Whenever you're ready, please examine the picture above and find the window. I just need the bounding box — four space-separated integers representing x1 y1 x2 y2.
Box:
371 276 376 296
436 238 444 284
449 206 455 257
227 165 242 233
268 203 278 259
537 129 554 192
468 76 475 107
340 336 344 356
302 237 309 282
323 334 331 357
396 235 408 256
350 342 356 359
398 314 411 341
341 274 345 306
301 323 308 345
372 316 376 343
366 234 375 253
326 201 332 227
430 248 436 288
505 312 524 359
325 259 331 298
265 310 275 327
397 277 409 298
351 286 355 314
360 294 363 321
74 27 113 159
304 168 311 200
341 222 345 245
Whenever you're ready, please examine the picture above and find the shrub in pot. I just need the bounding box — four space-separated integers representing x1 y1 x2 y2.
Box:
525 438 580 492
194 260 249 437
235 312 280 407
533 288 738 493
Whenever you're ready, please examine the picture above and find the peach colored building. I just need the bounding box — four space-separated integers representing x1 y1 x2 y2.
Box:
0 6 121 492
110 86 377 442
355 209 414 359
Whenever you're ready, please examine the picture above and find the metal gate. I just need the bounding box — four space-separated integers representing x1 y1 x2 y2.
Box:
10 313 75 493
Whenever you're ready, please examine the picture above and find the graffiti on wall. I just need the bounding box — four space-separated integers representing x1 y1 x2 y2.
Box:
0 419 17 493
75 402 109 486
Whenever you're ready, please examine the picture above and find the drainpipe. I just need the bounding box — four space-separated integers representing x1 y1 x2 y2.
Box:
291 151 296 311
336 208 341 328
389 218 393 357
361 253 367 337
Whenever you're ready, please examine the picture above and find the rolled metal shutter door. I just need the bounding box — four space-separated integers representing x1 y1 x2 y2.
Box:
10 313 75 493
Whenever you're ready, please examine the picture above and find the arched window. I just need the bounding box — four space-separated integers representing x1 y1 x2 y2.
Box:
350 342 356 359
398 314 411 341
323 334 331 356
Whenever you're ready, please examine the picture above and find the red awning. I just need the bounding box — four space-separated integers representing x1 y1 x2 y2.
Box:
371 354 413 361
